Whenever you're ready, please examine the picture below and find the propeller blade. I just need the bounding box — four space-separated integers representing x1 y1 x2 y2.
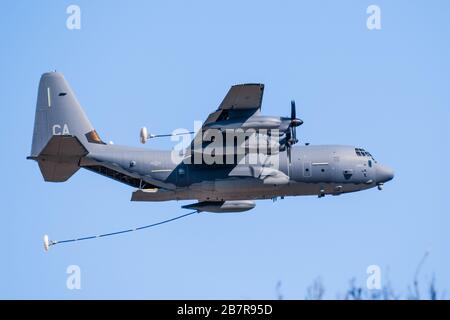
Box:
291 100 296 120
287 143 292 162
286 128 292 144
289 101 298 145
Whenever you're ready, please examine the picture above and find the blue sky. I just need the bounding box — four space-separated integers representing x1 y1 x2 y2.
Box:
1 0 449 299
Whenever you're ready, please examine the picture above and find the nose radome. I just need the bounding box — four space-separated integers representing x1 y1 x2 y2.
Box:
376 165 394 183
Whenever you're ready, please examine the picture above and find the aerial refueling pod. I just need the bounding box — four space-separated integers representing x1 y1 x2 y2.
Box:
182 200 255 213
140 126 151 144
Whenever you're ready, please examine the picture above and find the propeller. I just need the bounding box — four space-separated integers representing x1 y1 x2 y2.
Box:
285 100 303 161
287 100 303 145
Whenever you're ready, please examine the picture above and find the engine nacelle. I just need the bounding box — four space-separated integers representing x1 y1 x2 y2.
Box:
182 200 255 213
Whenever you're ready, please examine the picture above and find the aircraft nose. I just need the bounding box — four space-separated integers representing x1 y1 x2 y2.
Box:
376 164 394 183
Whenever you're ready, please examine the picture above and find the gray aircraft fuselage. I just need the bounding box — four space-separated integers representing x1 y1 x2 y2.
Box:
83 142 394 202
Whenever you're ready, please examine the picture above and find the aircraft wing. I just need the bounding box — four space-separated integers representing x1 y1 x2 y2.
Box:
187 84 265 156
218 83 264 111
203 83 265 126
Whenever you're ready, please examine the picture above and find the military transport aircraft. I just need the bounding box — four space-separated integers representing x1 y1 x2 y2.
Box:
28 72 394 213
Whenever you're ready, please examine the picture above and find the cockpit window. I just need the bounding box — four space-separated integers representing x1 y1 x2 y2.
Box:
355 148 376 162
355 148 365 156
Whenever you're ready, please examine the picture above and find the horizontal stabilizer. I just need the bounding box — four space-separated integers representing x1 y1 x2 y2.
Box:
28 135 88 182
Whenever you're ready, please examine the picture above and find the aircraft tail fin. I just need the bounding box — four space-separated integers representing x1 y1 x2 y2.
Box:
29 72 105 182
